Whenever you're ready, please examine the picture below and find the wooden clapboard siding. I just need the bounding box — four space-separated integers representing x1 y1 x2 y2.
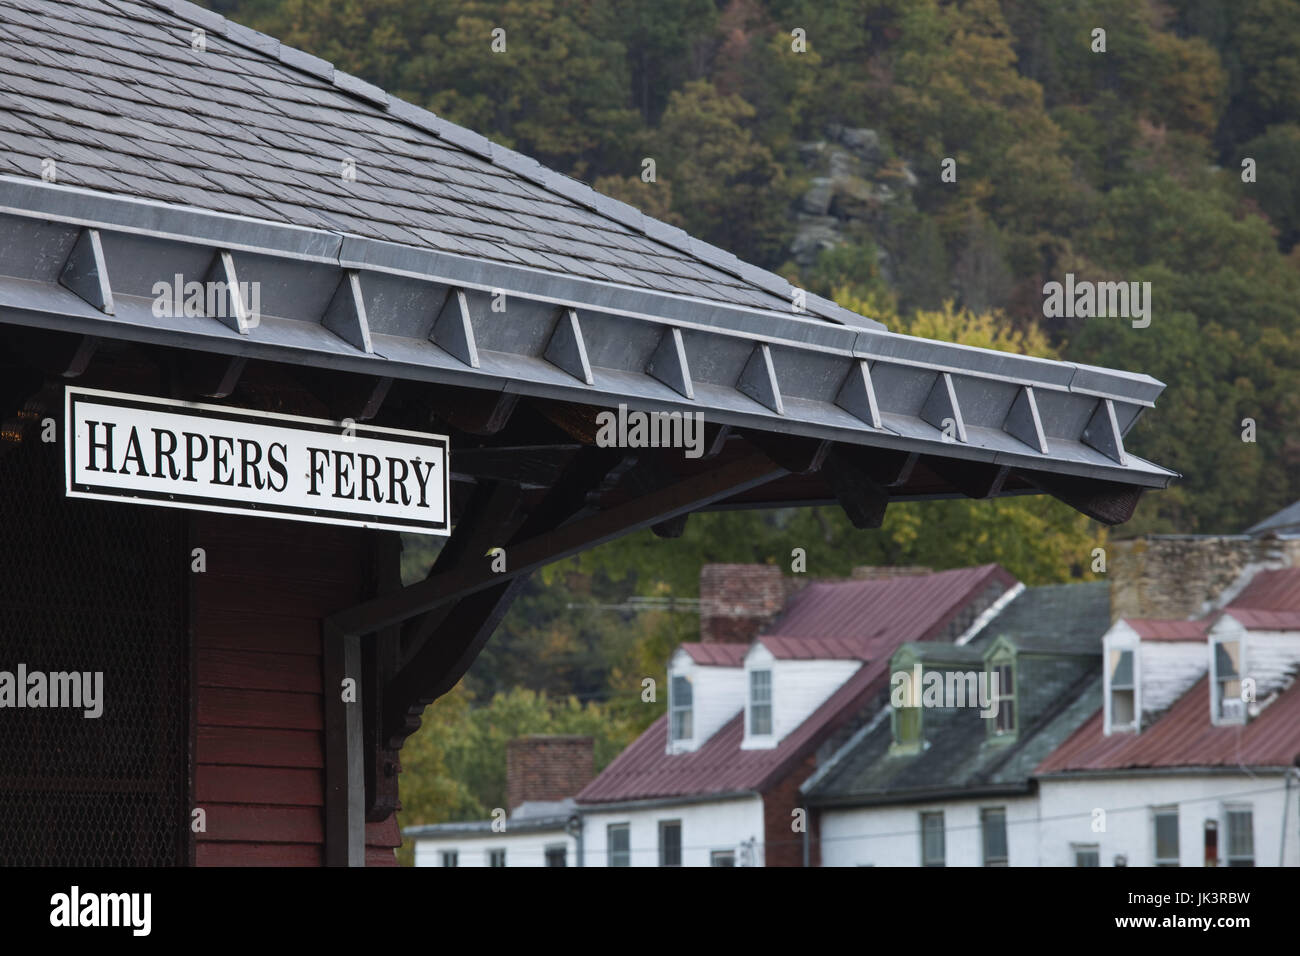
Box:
197 842 322 867
192 513 402 866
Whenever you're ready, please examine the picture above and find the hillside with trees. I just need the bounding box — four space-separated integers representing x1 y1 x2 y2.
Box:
201 0 1300 827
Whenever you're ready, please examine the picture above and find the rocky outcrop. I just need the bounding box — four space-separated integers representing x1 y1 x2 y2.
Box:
790 125 916 269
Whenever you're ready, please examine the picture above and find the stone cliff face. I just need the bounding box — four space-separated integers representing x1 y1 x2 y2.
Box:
789 125 917 272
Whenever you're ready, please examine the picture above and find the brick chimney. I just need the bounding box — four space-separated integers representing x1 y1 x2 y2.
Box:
1108 536 1300 623
506 735 594 813
699 563 793 644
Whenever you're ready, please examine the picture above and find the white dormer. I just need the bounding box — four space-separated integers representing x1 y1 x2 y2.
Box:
1208 610 1300 726
665 646 746 755
1102 620 1206 734
740 641 861 750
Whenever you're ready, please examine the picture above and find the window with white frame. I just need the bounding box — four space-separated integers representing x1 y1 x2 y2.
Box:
670 674 693 741
1214 640 1245 722
1108 648 1136 731
487 848 506 867
607 824 630 867
441 850 458 867
981 807 1008 866
1224 807 1254 866
1153 807 1179 866
920 811 945 867
544 844 567 867
749 669 772 736
710 849 735 866
1072 843 1100 867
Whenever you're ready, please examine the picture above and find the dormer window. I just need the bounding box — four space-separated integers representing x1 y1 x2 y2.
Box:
749 670 772 736
1213 640 1244 723
1108 648 1136 731
893 704 921 750
987 654 1015 737
670 674 693 741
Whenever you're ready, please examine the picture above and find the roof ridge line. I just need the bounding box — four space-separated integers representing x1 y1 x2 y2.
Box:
145 0 877 330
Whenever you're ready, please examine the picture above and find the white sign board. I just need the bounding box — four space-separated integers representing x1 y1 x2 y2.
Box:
65 387 450 535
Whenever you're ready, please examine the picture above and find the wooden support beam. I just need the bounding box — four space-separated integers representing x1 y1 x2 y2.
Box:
385 450 623 748
925 457 1011 500
427 384 519 435
742 430 831 474
1019 469 1145 525
328 451 787 637
448 444 582 488
821 445 890 529
330 375 393 423
175 351 247 399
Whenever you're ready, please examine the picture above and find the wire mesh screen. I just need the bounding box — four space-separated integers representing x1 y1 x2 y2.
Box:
0 425 189 865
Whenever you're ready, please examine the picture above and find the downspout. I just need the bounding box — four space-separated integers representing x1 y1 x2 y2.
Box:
567 812 584 868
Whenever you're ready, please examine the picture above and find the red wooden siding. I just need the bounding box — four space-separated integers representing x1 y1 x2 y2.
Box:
191 514 401 866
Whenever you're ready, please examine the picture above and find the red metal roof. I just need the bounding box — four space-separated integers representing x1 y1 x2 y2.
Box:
1223 608 1300 631
1037 676 1300 773
1125 619 1208 641
679 643 748 666
759 635 865 660
1228 567 1300 610
577 565 1016 804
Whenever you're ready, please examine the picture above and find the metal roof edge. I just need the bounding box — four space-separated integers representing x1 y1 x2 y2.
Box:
807 781 1034 809
1033 765 1295 781
575 790 759 812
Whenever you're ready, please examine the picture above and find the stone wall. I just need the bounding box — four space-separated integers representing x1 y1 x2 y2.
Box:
1108 536 1300 622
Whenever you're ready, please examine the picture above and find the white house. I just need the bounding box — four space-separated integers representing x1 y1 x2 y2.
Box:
577 562 1020 865
1033 567 1300 867
806 582 1112 866
408 800 578 867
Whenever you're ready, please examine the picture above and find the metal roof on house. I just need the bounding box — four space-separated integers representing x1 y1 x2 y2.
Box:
1036 676 1300 773
1036 566 1300 775
577 565 1015 804
1124 619 1209 641
1229 567 1300 611
678 643 748 667
1246 500 1300 536
0 0 1177 510
802 582 1111 806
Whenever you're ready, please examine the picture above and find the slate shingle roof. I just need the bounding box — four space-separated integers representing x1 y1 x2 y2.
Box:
0 0 863 325
804 582 1111 804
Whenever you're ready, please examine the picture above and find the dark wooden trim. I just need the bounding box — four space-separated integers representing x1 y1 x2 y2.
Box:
185 511 198 867
329 451 787 637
